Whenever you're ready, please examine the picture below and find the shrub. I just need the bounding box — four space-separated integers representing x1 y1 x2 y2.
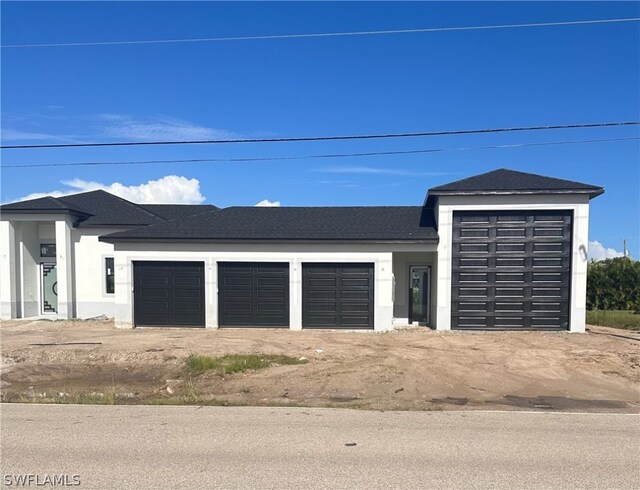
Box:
587 257 640 312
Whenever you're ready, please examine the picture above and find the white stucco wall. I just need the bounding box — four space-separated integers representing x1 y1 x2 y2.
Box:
112 242 433 331
72 228 120 318
434 194 591 332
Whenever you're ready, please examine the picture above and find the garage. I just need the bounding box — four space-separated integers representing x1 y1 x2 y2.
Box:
452 210 572 330
302 263 374 329
133 261 205 327
218 262 289 327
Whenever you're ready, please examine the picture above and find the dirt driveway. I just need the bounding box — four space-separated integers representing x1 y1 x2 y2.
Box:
1 319 639 412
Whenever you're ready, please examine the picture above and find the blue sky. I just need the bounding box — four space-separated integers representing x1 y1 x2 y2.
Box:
1 1 639 258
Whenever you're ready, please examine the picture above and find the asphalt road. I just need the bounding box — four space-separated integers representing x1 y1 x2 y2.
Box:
1 404 638 489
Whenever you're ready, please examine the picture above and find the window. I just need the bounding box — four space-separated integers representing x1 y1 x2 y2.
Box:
40 243 56 258
105 258 115 294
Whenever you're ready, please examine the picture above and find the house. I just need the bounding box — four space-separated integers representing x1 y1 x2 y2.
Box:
0 168 604 332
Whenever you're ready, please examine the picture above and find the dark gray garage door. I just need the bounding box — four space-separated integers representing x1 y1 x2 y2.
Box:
452 211 572 330
218 262 289 327
133 261 205 327
302 263 374 329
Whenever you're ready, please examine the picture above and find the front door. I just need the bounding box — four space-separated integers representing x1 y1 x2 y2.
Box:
409 266 430 324
41 263 58 314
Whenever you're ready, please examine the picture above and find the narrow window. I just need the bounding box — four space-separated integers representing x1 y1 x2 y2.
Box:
105 257 115 294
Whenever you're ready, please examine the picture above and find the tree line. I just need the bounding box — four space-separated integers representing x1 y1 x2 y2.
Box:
587 257 640 311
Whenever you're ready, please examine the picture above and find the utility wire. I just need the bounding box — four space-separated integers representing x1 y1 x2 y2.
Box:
2 122 638 150
3 18 639 48
3 136 637 169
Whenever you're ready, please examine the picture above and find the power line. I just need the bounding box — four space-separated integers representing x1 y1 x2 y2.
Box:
2 122 638 150
3 136 637 169
3 18 639 48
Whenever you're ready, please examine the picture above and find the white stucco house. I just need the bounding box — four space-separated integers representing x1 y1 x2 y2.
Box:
0 169 604 332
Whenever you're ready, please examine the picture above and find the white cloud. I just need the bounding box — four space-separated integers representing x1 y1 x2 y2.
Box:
15 175 206 204
588 240 625 261
317 166 456 177
0 128 76 142
255 199 281 207
99 114 237 141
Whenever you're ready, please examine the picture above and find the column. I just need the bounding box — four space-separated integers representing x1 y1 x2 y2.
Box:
55 219 74 319
570 203 589 333
0 221 17 319
289 258 302 330
435 206 452 330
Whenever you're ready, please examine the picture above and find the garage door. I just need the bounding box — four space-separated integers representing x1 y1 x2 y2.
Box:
302 263 374 329
218 262 289 327
133 261 205 327
452 211 572 330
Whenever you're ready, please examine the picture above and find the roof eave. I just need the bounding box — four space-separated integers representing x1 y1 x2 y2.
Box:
76 222 162 229
0 208 93 218
99 237 439 244
428 188 605 199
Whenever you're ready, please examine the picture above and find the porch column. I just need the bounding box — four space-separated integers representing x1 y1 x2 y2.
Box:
0 221 17 319
55 219 74 319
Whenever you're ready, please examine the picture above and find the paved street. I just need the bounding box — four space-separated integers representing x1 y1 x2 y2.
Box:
1 404 638 489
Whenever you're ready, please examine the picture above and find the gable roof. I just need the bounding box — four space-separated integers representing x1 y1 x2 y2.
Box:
101 206 437 243
0 190 215 228
428 169 604 198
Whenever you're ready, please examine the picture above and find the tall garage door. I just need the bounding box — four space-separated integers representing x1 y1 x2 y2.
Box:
218 262 289 327
133 261 205 327
303 263 374 329
452 211 572 330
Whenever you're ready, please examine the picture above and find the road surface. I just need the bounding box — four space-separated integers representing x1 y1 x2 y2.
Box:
1 404 638 489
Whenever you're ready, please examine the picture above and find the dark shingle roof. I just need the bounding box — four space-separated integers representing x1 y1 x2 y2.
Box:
1 190 215 228
428 169 604 198
101 206 437 242
138 204 218 221
1 195 91 215
58 191 164 227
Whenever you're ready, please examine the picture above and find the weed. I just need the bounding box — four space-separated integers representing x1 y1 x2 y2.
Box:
587 310 640 330
185 353 308 376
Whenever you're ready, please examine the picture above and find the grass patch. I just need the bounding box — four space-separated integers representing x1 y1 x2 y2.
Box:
587 310 640 331
185 353 308 376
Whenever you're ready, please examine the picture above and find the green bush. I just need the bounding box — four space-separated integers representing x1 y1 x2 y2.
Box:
586 257 640 312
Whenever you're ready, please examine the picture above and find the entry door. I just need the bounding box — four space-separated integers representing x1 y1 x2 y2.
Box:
41 263 58 314
409 266 430 324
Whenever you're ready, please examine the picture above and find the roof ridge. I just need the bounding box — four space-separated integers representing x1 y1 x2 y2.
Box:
86 191 169 221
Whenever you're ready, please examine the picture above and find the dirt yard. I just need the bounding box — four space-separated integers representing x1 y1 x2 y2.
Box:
1 319 639 412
